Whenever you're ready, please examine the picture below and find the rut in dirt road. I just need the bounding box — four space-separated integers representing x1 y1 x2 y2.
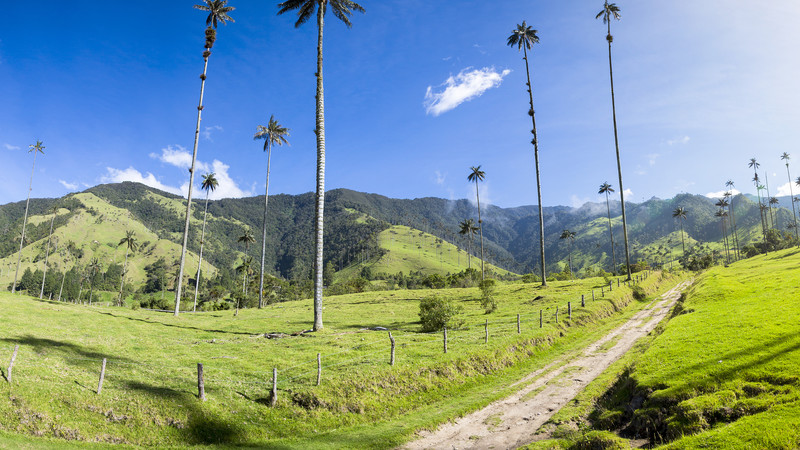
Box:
402 280 693 450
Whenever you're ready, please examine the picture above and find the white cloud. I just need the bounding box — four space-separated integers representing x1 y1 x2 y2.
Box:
775 182 794 197
424 67 511 116
623 188 633 198
704 188 741 199
188 160 254 200
570 195 589 208
646 153 660 166
434 170 446 185
666 136 691 146
4 143 20 151
150 145 204 171
466 181 492 208
202 125 223 141
100 167 182 195
58 180 78 190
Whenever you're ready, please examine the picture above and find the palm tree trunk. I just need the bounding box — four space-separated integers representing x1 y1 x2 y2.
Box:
605 23 632 280
312 3 327 332
604 192 617 274
522 45 547 287
680 222 686 259
39 212 56 299
12 151 38 294
194 191 211 312
78 279 84 304
787 165 799 242
722 218 730 264
765 171 775 229
568 240 573 279
259 146 273 309
474 180 485 281
118 249 129 306
729 197 740 259
89 280 94 305
58 268 67 301
175 49 211 317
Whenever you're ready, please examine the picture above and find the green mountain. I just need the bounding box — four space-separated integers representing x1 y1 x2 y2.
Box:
1 182 794 292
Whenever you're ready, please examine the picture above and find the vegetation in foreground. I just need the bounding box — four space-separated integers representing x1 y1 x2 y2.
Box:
526 246 800 449
0 271 682 448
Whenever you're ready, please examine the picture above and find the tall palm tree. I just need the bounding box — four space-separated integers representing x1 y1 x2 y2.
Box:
714 200 730 264
175 0 235 317
235 256 253 315
458 219 478 269
508 21 547 287
749 159 768 241
12 140 45 294
724 180 741 258
596 1 631 281
467 166 486 281
769 196 779 229
87 258 101 305
672 206 687 260
117 230 139 306
559 229 576 279
781 152 799 241
254 115 290 309
598 182 618 274
278 0 364 332
193 172 218 312
237 229 256 296
39 206 58 299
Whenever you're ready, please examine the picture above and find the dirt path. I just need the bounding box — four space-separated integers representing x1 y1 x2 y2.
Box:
402 279 693 450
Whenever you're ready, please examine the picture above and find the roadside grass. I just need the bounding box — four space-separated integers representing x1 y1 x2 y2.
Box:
0 271 680 448
529 246 800 449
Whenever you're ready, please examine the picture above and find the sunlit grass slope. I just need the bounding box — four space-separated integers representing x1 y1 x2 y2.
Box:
0 270 681 448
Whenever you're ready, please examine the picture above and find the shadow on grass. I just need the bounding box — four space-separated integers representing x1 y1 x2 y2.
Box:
91 310 258 336
124 380 188 399
0 335 135 364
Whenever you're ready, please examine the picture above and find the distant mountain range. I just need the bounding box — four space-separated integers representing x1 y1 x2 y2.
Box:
0 182 795 288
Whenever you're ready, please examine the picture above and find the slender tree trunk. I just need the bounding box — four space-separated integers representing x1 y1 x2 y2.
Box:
78 278 84 304
680 221 686 259
39 211 56 299
604 192 617 274
194 191 210 312
568 239 573 279
729 195 740 259
259 146 273 309
175 48 211 317
787 164 799 242
118 248 129 306
474 180 485 281
755 180 768 248
721 217 730 264
522 45 547 286
12 151 38 294
312 4 327 331
89 280 94 305
765 171 775 229
605 21 632 280
58 267 67 301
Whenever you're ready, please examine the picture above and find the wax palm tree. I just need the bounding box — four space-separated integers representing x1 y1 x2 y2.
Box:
254 115 290 309
507 20 547 286
724 180 741 258
278 0 364 332
672 206 687 260
175 1 235 317
714 201 730 264
237 229 256 296
596 1 631 281
12 140 45 294
193 172 218 312
749 159 768 241
87 258 101 305
598 182 618 274
235 256 254 313
58 241 77 302
39 206 58 299
559 229 576 279
117 230 139 306
458 219 478 269
769 196 779 229
781 152 799 241
467 166 487 281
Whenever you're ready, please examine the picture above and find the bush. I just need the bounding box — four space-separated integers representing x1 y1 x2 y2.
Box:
631 284 647 301
479 279 497 313
419 295 464 332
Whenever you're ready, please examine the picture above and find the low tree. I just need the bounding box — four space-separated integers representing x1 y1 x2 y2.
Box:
458 219 478 269
672 206 687 261
117 230 139 306
598 182 618 274
559 229 576 279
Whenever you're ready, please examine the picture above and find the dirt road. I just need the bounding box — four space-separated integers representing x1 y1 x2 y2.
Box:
403 279 693 450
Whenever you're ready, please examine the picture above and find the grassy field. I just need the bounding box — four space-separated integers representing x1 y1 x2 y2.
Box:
0 270 682 448
526 246 800 449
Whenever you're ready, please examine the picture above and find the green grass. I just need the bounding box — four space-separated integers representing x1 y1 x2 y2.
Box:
0 271 681 448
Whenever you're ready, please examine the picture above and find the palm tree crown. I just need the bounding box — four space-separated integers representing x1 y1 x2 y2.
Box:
254 115 290 152
238 228 255 250
278 0 364 28
507 21 539 51
467 166 485 184
194 0 235 29
29 140 45 155
201 172 219 193
119 230 139 253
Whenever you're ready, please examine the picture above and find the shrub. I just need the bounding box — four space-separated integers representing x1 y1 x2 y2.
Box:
479 279 497 313
631 285 647 301
419 295 464 332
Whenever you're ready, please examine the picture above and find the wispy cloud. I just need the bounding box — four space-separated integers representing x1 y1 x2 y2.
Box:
4 143 20 151
775 183 794 197
58 180 78 190
704 188 741 199
434 170 446 185
466 182 492 207
570 194 590 208
150 145 198 170
666 136 690 146
100 167 182 195
424 67 511 116
181 160 254 200
646 153 660 166
202 125 223 141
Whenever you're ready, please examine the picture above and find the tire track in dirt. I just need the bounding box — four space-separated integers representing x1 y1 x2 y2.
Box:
402 279 693 450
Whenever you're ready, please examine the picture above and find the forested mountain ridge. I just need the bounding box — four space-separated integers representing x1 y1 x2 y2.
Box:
1 182 794 289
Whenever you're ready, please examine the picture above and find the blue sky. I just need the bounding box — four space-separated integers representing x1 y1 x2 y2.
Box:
2 0 800 208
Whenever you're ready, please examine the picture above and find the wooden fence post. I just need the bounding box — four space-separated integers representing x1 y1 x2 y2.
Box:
97 358 107 395
270 368 277 407
197 363 206 401
617 279 620 287
539 309 543 328
443 327 448 354
389 332 396 366
568 302 572 319
601 286 604 296
7 345 19 383
317 353 322 385
517 314 521 334
592 290 595 301
556 306 559 324
581 294 585 307
484 320 488 344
